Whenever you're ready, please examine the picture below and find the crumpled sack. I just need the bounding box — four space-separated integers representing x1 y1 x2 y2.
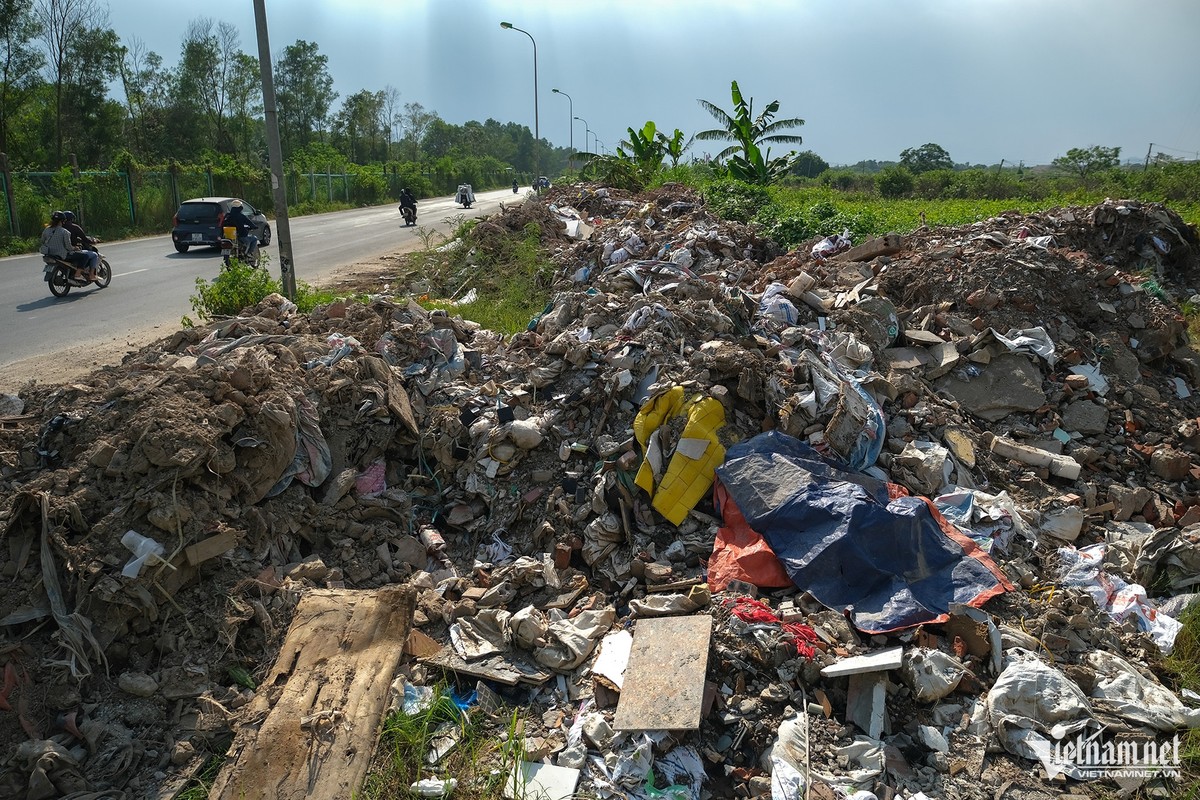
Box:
534 607 615 671
1085 650 1200 731
757 282 799 327
449 609 511 660
990 326 1056 367
987 649 1096 776
628 585 710 617
266 391 332 498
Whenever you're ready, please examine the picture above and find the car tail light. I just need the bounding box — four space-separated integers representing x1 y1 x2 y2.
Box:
217 211 224 228
172 213 178 228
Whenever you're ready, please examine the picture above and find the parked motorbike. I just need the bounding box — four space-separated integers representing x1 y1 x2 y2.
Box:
399 204 417 226
43 251 111 297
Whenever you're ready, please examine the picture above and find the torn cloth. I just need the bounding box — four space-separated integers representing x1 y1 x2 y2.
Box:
721 596 817 658
714 431 1011 633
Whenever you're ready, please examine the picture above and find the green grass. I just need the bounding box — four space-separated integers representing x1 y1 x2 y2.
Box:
176 752 226 800
417 220 553 335
358 687 521 800
1167 603 1200 789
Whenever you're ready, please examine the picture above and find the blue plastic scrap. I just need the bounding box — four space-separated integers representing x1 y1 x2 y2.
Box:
715 432 1011 634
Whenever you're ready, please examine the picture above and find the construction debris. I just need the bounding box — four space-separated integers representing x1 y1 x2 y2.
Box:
1 187 1199 799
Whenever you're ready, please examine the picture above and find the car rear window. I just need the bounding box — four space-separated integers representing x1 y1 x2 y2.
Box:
176 203 221 224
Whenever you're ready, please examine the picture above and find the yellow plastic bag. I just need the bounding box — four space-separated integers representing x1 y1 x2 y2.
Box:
633 386 726 525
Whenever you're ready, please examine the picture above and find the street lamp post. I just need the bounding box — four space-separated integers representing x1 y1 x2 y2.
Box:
501 22 538 180
574 116 590 155
551 88 573 165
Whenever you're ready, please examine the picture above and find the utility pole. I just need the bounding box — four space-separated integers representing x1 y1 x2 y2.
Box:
0 153 18 236
1144 142 1154 172
253 0 297 300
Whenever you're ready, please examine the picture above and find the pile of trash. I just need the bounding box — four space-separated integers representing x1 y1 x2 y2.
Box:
1 185 1199 800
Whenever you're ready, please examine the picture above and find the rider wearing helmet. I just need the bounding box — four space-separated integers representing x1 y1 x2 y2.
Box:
223 200 259 263
62 211 94 251
39 211 97 281
399 188 416 214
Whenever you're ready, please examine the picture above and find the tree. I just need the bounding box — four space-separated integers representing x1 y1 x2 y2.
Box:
274 39 336 156
35 0 107 164
117 37 172 160
0 0 43 157
697 80 803 185
791 150 829 178
1052 145 1121 181
876 165 914 197
398 101 439 162
899 143 952 174
697 80 804 159
174 19 250 155
332 89 386 164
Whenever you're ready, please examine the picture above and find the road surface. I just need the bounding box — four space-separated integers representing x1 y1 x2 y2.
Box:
0 187 522 389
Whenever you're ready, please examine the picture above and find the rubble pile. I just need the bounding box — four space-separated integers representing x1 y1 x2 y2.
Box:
1 185 1199 800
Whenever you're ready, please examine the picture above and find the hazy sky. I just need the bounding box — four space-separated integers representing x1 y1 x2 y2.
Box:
105 0 1200 167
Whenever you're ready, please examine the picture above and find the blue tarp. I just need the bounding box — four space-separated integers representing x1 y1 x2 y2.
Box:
714 431 1010 633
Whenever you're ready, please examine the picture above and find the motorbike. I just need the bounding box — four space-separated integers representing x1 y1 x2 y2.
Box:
399 203 417 226
43 250 111 297
219 226 259 269
512 181 519 194
456 183 475 209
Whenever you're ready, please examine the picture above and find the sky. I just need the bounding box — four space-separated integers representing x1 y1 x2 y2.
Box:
104 0 1200 167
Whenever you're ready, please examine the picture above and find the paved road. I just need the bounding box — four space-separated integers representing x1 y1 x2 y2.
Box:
0 187 521 374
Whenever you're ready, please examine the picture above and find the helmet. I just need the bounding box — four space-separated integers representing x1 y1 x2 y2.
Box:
230 199 243 209
63 211 76 222
50 210 65 222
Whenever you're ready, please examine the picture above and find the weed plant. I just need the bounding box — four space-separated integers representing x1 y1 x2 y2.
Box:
418 220 552 335
188 256 358 321
359 687 521 800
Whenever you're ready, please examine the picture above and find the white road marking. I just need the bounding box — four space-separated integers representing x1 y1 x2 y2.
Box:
114 269 149 277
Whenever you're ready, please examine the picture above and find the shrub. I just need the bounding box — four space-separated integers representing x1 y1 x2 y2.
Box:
189 260 281 320
703 178 773 222
876 165 914 198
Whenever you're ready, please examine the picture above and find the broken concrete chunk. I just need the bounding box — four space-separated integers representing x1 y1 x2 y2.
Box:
1150 447 1192 481
984 433 1081 480
936 353 1046 423
1061 400 1108 435
901 648 966 703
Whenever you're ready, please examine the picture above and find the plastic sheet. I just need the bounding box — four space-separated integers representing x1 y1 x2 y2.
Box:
715 432 1011 633
1058 543 1182 653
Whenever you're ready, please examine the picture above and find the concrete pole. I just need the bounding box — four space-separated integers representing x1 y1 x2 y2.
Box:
253 0 297 299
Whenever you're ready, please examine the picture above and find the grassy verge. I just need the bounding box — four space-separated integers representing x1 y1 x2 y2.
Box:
416 219 554 335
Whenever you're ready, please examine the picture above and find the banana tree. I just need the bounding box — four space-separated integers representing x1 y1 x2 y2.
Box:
618 121 666 172
697 80 804 184
658 128 694 167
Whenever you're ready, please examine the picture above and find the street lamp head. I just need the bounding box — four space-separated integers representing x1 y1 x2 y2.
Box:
552 88 561 94
500 21 513 29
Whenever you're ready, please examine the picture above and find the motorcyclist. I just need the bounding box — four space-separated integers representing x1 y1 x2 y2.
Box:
223 200 259 263
399 188 417 215
62 211 97 252
40 211 97 281
512 179 519 193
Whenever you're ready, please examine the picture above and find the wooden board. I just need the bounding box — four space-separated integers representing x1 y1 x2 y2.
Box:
210 586 415 800
613 615 712 731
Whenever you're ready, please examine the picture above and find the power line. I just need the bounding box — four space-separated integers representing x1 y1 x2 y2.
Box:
1152 143 1199 157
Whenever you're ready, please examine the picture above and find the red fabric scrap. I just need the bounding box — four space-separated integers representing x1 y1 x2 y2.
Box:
722 596 818 659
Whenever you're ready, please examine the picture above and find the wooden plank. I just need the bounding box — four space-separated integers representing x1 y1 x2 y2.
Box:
183 530 238 566
613 615 712 731
210 586 415 800
423 648 552 687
